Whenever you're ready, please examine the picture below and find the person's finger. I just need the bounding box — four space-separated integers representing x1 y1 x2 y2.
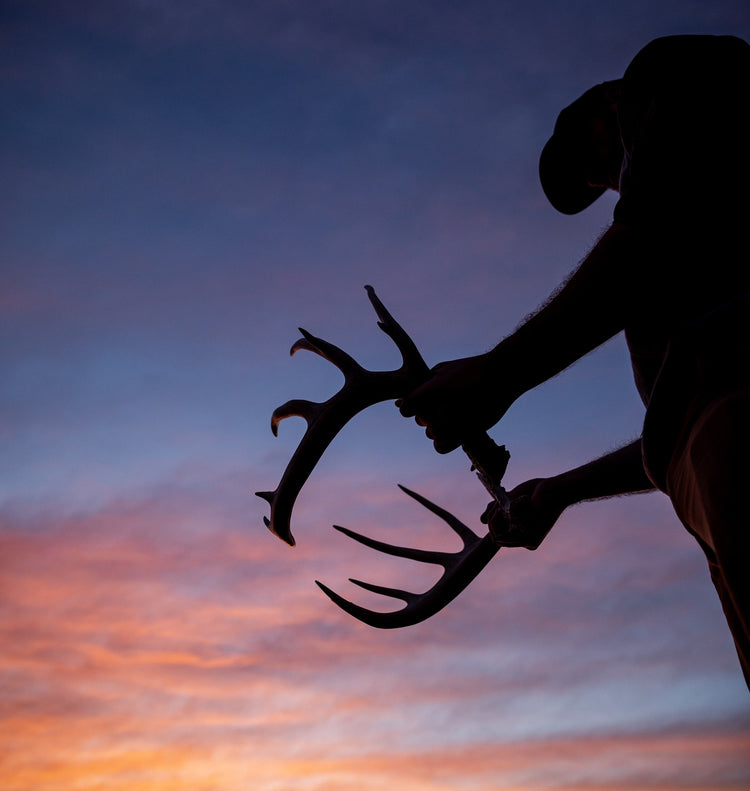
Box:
433 436 460 454
506 479 542 499
397 397 416 417
480 501 496 524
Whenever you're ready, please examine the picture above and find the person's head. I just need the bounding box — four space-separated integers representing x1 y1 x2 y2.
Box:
539 80 623 214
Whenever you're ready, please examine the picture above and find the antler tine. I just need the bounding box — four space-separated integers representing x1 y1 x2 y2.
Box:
315 486 500 629
365 285 427 373
270 398 322 438
315 580 417 628
349 578 419 604
292 328 364 379
257 286 430 547
332 523 452 565
397 484 482 548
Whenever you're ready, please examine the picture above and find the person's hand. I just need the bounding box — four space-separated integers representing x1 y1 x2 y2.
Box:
481 477 566 550
396 353 509 453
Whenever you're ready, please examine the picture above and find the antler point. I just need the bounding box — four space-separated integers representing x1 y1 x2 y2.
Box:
271 524 296 547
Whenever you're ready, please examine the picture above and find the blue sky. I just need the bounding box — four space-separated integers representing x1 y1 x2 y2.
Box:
2 2 749 788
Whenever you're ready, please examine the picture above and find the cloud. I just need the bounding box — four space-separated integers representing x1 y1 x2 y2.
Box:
3 5 750 789
2 469 747 789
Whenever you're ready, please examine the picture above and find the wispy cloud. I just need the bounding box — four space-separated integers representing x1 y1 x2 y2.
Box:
2 473 747 788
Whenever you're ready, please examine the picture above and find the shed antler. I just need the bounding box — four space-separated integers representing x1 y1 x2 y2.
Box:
257 286 511 627
255 286 430 547
315 484 501 628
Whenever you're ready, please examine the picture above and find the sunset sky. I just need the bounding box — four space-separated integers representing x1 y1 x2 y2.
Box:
2 1 750 789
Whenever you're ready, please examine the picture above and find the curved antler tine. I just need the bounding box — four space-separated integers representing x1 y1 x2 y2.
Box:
396 485 481 548
292 328 364 379
258 287 431 546
348 578 418 604
270 399 322 437
365 285 428 374
315 580 411 628
332 524 450 565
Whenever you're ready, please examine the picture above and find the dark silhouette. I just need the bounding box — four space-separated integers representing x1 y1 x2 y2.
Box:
398 35 750 687
259 286 513 627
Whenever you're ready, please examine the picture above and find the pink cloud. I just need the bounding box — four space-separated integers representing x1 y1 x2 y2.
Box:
1 473 747 790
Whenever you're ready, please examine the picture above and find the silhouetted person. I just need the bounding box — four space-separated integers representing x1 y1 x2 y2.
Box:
398 35 750 687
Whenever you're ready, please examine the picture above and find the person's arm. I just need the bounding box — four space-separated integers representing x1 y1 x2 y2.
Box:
399 222 644 451
484 439 655 550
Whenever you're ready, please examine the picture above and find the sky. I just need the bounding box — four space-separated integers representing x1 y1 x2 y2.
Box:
2 1 750 789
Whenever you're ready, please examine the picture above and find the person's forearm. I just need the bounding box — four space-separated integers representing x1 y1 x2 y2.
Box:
546 439 655 510
398 223 647 451
490 440 656 549
485 222 640 399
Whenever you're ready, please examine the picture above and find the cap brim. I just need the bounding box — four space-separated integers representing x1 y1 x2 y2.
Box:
539 133 605 215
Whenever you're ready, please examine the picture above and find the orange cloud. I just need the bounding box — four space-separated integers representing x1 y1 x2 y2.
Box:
1 478 747 791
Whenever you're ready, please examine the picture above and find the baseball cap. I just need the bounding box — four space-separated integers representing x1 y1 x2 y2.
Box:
538 82 616 214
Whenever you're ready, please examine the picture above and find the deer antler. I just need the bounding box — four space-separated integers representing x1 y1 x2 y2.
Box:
315 484 500 628
257 286 512 627
256 286 430 546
